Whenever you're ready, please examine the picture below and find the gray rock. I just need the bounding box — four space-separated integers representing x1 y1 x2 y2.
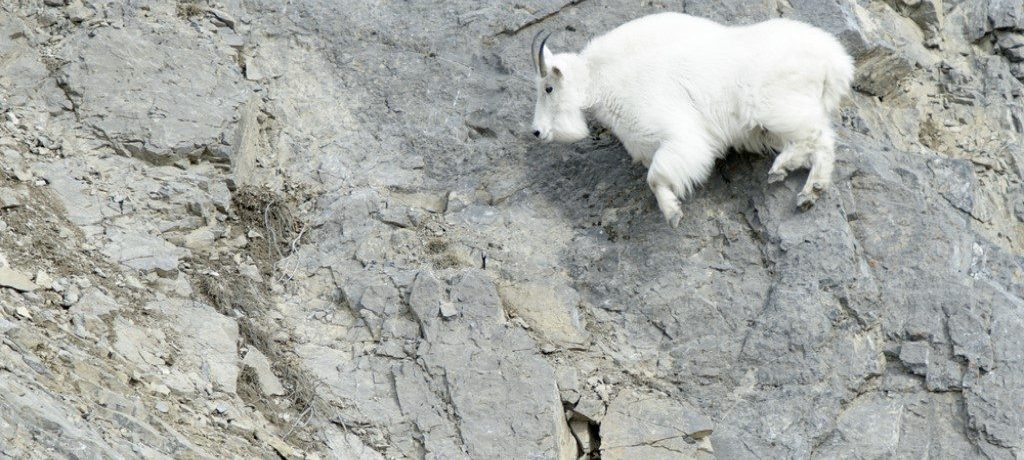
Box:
66 0 93 23
499 281 589 349
57 25 247 163
240 349 286 396
0 15 70 113
69 288 119 319
33 271 54 291
0 268 38 292
899 341 931 375
114 318 168 368
572 396 606 423
787 0 871 56
184 227 217 252
389 190 448 213
101 229 188 276
812 393 904 459
0 187 27 209
159 300 240 394
2 0 1024 458
601 390 714 460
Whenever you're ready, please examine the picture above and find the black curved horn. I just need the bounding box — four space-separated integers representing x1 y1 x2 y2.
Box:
531 29 545 72
537 32 553 77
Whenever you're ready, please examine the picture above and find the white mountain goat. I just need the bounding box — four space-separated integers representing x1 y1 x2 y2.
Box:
530 13 854 226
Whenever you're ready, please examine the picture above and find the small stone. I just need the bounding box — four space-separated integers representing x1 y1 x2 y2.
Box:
0 187 26 209
390 190 448 213
446 188 476 213
62 283 82 307
150 383 171 396
572 397 606 423
241 349 287 396
556 367 581 393
439 302 458 318
34 271 55 290
238 263 262 282
1014 199 1024 223
0 317 16 333
13 169 33 182
244 55 264 81
184 227 217 251
155 401 169 413
66 0 93 22
220 30 245 49
207 8 237 28
899 341 930 375
378 205 412 228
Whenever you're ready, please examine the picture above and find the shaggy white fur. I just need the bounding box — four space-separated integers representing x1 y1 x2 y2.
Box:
530 13 855 227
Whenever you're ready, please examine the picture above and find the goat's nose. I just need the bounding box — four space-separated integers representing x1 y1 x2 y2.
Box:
533 130 541 138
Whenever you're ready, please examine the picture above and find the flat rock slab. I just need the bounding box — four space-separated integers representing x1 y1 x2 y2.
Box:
500 281 589 348
241 349 286 397
58 25 247 163
0 267 38 292
159 300 240 394
101 229 188 276
601 390 714 460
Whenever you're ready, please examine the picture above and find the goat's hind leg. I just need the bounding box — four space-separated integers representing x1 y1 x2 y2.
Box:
767 140 814 184
795 125 836 209
760 97 836 209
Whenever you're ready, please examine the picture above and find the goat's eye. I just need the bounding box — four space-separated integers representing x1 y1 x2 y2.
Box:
545 86 553 94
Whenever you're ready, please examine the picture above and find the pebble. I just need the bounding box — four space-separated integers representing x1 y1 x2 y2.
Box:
34 270 54 291
62 284 82 307
156 401 170 413
150 383 171 396
0 187 25 209
439 302 459 318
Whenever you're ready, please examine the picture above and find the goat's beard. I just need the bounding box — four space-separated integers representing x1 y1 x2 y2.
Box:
550 112 589 143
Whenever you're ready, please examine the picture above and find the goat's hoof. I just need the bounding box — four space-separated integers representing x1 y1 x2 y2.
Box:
665 210 684 228
767 171 786 184
796 191 818 210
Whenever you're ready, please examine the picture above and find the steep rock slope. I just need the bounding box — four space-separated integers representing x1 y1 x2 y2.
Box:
1 0 1023 458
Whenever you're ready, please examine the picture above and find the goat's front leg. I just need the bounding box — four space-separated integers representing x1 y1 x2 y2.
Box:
647 141 714 228
651 179 683 228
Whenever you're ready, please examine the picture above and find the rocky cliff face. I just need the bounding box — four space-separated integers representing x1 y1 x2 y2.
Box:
1 0 1023 458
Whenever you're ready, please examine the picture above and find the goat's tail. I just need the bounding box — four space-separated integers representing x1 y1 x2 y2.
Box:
822 50 855 113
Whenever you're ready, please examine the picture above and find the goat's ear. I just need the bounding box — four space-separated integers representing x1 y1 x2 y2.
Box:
541 46 562 79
